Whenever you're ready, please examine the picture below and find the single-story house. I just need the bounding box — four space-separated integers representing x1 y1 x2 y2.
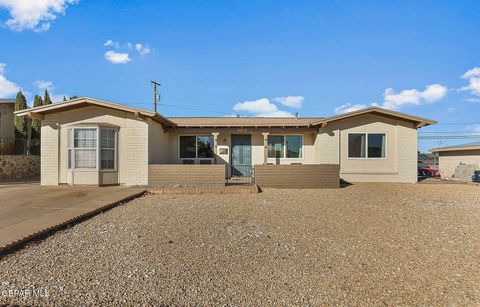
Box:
0 98 16 154
15 97 436 187
431 142 480 179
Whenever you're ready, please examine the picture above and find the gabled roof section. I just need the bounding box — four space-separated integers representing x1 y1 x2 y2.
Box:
14 97 175 126
168 117 324 128
431 142 480 152
311 107 437 128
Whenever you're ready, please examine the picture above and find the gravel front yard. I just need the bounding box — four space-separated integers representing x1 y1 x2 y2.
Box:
1 183 480 306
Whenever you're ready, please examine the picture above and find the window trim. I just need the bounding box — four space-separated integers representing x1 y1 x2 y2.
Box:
68 126 118 171
267 134 304 161
178 134 215 161
347 132 388 160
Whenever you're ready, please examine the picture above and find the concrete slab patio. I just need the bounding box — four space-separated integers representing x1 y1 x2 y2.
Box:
0 183 145 252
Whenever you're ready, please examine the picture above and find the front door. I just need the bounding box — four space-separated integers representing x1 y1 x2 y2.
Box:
231 134 252 177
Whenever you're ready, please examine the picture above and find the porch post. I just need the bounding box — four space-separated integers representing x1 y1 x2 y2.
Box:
212 132 219 164
261 132 269 165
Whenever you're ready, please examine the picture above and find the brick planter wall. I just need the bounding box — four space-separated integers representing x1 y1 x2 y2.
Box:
0 155 40 180
254 164 340 188
148 164 226 187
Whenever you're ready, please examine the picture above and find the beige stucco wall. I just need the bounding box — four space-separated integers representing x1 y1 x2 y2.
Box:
41 106 149 186
148 118 170 164
315 114 418 183
0 103 15 141
438 150 480 179
165 129 316 177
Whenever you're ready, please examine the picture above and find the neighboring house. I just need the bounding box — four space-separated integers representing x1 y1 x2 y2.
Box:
15 97 436 187
431 142 480 179
0 99 16 154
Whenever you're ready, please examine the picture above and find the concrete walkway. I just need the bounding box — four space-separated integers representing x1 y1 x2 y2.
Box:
0 184 145 252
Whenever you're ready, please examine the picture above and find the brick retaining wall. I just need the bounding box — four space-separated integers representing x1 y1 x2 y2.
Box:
148 164 226 187
254 164 340 188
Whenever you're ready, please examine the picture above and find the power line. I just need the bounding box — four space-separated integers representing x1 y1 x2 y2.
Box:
158 103 229 115
419 135 480 139
419 131 480 134
434 122 480 126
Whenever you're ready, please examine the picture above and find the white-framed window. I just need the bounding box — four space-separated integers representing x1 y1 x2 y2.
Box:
348 132 386 159
179 135 214 159
100 128 116 170
68 127 117 170
267 135 303 159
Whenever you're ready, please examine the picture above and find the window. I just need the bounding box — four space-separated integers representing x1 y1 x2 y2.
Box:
268 136 284 158
348 133 386 159
68 127 117 170
268 135 303 159
100 129 116 169
74 128 97 168
179 135 214 159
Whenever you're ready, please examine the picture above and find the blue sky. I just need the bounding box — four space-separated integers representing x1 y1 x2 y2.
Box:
0 0 479 152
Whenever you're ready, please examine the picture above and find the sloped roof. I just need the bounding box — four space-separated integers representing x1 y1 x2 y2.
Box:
169 117 323 128
431 142 480 152
14 97 437 129
14 97 175 126
311 107 436 128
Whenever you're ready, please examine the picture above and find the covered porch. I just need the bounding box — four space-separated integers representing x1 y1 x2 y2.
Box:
148 126 340 188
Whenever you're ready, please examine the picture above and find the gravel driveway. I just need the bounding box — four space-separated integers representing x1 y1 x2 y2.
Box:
1 183 480 306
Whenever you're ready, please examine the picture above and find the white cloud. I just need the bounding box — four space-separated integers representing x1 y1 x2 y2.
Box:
466 124 480 134
382 84 447 109
0 0 78 32
135 43 151 55
104 50 131 64
0 63 20 97
104 39 120 49
334 83 447 114
459 67 480 97
34 80 54 90
233 98 293 117
466 97 480 103
446 107 456 114
334 103 369 114
273 95 304 108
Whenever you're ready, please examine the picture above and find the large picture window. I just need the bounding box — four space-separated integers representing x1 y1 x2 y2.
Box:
179 135 214 159
68 127 117 170
348 133 386 159
268 135 303 159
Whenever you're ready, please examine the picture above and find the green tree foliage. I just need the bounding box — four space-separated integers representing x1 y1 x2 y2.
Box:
69 96 79 100
31 95 43 139
14 91 28 138
43 89 52 105
63 96 67 102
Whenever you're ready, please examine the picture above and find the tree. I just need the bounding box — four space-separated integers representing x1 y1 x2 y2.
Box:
31 95 43 139
43 89 52 105
69 96 79 100
63 96 67 102
14 91 28 138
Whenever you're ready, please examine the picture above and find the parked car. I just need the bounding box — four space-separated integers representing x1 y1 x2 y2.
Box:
418 161 440 178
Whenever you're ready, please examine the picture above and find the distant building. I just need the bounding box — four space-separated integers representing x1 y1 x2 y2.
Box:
431 142 480 179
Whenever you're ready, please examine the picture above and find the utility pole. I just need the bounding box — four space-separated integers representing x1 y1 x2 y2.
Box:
151 80 161 113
